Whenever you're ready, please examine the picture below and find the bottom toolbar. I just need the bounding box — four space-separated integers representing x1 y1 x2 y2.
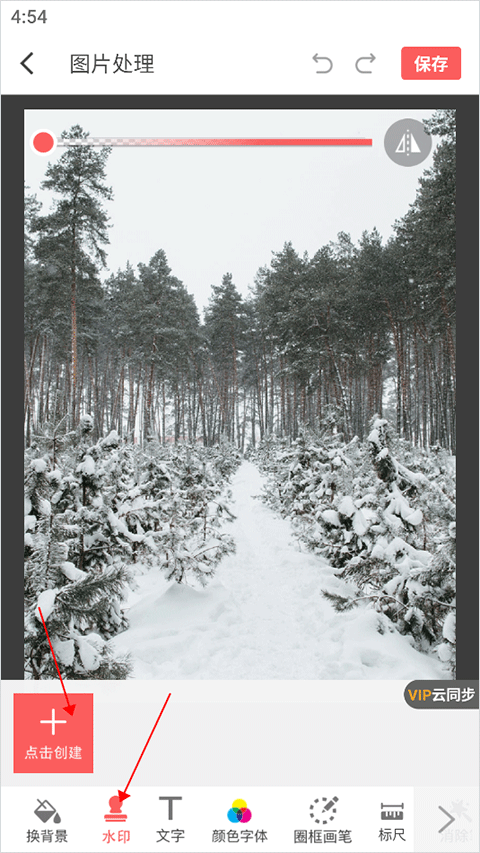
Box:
1 787 477 852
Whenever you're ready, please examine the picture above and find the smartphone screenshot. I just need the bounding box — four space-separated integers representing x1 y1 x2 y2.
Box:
1 1 478 851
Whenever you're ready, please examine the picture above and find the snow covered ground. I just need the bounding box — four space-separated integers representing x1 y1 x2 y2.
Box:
111 461 449 680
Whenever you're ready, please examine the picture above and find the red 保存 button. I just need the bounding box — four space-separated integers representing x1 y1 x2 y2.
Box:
401 47 461 80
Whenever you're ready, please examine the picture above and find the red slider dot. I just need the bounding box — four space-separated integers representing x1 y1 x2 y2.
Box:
31 130 56 154
33 132 54 152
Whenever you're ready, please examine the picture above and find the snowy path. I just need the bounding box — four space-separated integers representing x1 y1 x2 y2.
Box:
111 461 448 680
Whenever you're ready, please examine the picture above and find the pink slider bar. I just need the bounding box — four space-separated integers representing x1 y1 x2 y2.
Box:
57 137 373 147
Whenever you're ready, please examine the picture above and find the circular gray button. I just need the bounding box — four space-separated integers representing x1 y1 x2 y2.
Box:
384 118 432 166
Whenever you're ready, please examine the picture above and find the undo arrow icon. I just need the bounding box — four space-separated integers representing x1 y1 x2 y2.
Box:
21 52 34 74
312 54 333 73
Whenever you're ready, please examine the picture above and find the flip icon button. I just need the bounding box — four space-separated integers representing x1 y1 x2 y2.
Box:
14 693 93 773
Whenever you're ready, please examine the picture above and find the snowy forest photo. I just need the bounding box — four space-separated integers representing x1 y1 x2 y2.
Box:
24 109 456 680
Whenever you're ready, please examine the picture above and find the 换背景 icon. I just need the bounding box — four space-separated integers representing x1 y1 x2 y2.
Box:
34 799 61 824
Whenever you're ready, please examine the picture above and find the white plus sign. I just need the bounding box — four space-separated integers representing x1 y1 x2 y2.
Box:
40 709 67 736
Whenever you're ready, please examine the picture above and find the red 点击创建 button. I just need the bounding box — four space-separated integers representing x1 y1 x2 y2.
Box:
401 47 461 80
14 694 94 773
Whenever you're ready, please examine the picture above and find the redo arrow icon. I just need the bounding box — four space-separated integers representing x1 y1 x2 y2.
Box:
355 53 376 73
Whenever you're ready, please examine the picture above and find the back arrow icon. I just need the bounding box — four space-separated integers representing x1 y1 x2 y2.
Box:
355 53 376 73
438 806 456 833
313 54 333 73
21 52 34 74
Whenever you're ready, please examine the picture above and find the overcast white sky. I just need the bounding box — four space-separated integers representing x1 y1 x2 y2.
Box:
25 109 437 313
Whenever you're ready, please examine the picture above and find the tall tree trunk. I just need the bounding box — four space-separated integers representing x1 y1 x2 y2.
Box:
70 219 78 429
251 389 256 448
327 339 352 440
269 346 275 435
280 357 286 436
128 352 135 437
162 381 166 444
440 289 456 398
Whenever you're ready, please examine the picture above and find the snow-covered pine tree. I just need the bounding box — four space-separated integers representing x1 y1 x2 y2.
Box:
32 126 113 430
320 417 456 663
24 418 132 679
256 426 351 536
159 446 236 585
207 441 242 481
114 441 175 565
24 457 57 603
255 418 455 667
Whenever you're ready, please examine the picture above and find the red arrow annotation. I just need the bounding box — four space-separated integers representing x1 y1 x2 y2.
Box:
118 693 172 802
37 607 76 716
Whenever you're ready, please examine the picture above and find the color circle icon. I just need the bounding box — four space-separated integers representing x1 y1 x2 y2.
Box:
227 799 252 823
30 130 57 156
